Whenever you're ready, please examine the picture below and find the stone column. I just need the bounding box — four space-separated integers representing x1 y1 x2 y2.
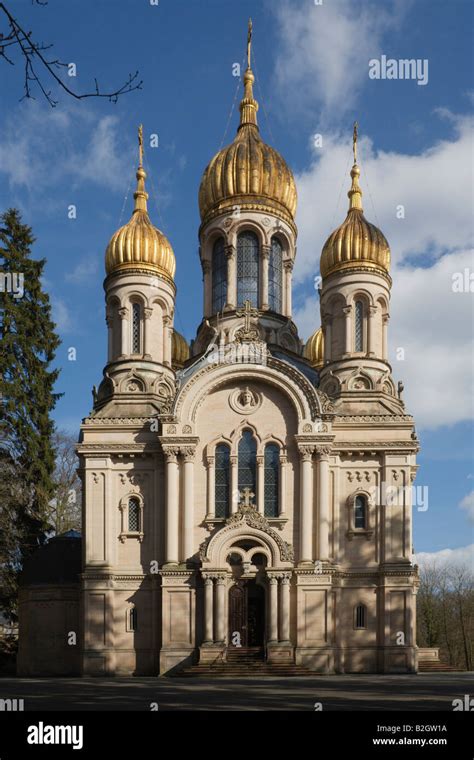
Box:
279 573 291 642
299 446 314 563
261 245 270 310
202 260 212 318
182 446 196 562
268 574 279 643
257 455 265 514
283 261 293 317
279 455 287 516
367 305 377 356
317 447 331 561
143 307 153 358
215 575 226 643
203 577 214 644
118 306 128 357
230 455 238 514
343 305 352 355
382 314 390 361
206 455 215 519
225 245 236 310
163 315 173 367
163 447 179 564
323 318 332 363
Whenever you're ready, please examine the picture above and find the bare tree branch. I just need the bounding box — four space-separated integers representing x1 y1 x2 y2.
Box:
0 1 142 106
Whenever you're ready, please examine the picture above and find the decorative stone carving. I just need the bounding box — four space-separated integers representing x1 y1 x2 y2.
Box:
229 386 262 414
183 424 192 434
302 423 312 433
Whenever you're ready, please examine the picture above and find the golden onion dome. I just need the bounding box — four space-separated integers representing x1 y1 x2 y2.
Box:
105 127 176 281
304 327 324 370
198 24 297 228
171 329 190 368
320 125 390 280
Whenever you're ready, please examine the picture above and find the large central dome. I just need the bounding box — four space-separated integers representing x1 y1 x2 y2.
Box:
198 67 297 228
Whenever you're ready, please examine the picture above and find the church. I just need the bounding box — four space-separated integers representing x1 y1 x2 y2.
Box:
17 23 419 676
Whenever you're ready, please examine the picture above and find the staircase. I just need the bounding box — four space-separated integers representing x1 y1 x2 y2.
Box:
178 647 316 677
418 659 461 673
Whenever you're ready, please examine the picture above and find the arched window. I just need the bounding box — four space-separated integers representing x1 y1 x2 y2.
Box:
215 444 230 518
268 237 283 312
354 495 367 530
128 497 140 532
264 443 279 517
132 302 141 354
355 604 367 629
354 300 364 352
238 430 257 502
211 237 227 314
237 231 259 307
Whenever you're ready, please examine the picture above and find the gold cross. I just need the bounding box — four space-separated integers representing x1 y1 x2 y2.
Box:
353 121 358 164
138 124 144 167
247 18 253 69
240 487 255 507
236 299 259 333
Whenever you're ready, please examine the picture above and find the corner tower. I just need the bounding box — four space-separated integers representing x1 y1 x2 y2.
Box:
96 126 177 415
194 20 300 356
310 124 396 404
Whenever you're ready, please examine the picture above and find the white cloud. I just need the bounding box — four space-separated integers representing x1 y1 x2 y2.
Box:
52 297 73 333
65 256 99 284
273 0 410 122
415 544 474 571
459 491 474 522
292 113 474 429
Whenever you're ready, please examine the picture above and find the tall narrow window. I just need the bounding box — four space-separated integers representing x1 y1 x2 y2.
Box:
264 444 279 517
268 237 283 312
237 231 259 307
132 302 141 354
215 444 230 518
128 497 140 532
238 430 257 502
211 237 227 314
354 300 364 352
127 606 138 631
355 604 367 629
354 495 367 530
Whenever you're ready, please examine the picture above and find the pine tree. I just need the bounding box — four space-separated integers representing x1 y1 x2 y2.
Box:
0 208 62 620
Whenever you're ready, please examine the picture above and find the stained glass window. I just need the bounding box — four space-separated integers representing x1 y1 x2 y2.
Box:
264 443 279 517
238 430 256 499
355 300 363 352
132 303 141 354
211 237 227 314
128 497 140 532
354 495 366 529
237 231 259 307
268 237 282 312
355 604 366 629
215 444 230 518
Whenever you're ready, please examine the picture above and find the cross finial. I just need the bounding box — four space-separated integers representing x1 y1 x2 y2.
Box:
138 124 144 168
247 18 253 69
236 299 259 333
240 487 255 508
352 121 358 164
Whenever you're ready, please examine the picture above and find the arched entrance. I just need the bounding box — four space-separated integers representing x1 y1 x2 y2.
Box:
228 579 265 648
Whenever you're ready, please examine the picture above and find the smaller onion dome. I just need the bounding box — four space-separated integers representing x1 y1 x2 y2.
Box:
320 123 390 280
172 329 189 368
304 327 324 370
105 126 176 281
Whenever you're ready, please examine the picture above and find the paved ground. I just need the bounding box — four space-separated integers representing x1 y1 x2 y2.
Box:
0 673 471 711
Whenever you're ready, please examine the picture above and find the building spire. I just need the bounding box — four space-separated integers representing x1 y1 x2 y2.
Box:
239 18 259 129
348 121 363 211
133 123 149 214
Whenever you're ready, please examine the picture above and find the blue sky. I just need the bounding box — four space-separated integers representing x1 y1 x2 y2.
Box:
0 0 473 561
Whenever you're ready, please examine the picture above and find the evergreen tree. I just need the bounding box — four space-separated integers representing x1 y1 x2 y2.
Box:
0 208 61 620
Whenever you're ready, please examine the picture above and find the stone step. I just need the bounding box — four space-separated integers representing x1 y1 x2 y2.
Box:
178 663 315 677
418 661 461 672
